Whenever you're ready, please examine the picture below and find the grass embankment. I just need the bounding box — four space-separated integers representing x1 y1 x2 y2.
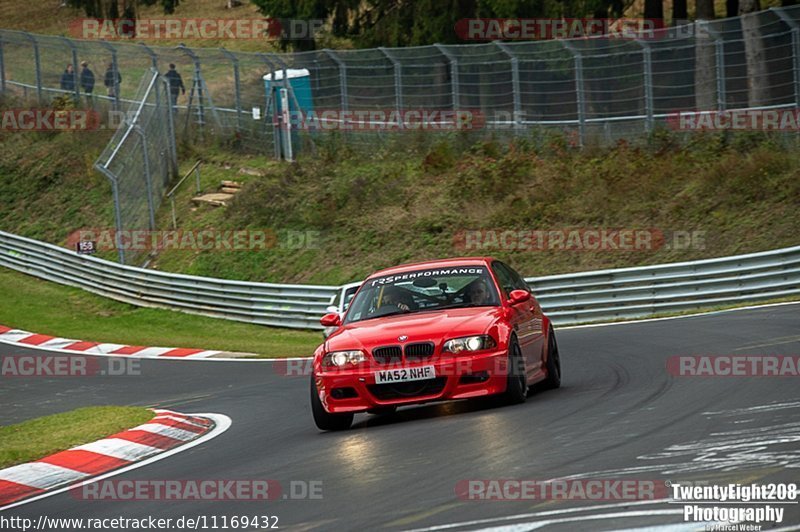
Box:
0 406 153 468
0 268 322 357
3 128 800 285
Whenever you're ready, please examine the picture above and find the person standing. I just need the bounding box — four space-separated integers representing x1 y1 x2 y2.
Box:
80 61 95 104
104 63 122 98
164 63 186 107
60 63 75 94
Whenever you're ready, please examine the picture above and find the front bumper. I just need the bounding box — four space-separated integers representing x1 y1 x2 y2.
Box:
314 350 509 413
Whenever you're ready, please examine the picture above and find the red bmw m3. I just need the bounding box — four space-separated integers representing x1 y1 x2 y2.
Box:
310 258 562 431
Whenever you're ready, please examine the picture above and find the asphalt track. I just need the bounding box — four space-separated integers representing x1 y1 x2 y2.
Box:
1 303 799 531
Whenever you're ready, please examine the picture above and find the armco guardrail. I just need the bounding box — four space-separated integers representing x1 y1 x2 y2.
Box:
1 230 799 329
0 231 338 330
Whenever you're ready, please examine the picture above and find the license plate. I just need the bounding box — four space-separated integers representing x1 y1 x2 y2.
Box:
374 365 436 384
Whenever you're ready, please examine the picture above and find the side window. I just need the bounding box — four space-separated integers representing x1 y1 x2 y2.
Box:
491 262 516 298
501 262 530 292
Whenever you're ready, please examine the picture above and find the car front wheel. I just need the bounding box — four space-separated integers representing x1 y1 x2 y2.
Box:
503 336 528 404
310 374 354 431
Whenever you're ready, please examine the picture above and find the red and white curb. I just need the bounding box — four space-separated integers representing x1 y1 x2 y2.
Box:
0 409 231 510
0 325 220 359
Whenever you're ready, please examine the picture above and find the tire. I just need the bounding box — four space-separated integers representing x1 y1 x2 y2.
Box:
367 406 397 416
503 336 528 404
541 326 562 390
310 375 354 431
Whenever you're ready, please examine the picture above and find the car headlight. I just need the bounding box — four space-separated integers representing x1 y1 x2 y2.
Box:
322 350 367 368
442 335 496 354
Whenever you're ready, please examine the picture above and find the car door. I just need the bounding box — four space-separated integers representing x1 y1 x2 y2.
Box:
491 261 541 380
503 262 546 377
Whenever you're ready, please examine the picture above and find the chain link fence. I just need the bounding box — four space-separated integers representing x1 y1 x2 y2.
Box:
94 68 177 266
2 6 800 152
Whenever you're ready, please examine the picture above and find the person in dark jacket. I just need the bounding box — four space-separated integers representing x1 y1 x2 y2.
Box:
60 64 75 93
104 63 122 98
80 61 95 103
164 63 186 107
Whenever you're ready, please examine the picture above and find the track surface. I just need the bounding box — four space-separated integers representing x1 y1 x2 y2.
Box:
2 304 799 530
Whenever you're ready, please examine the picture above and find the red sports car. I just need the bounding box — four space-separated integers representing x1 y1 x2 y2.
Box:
310 258 562 430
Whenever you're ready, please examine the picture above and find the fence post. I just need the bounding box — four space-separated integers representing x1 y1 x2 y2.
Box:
561 41 586 147
434 44 459 110
133 124 157 230
220 47 243 133
0 36 5 95
95 165 126 264
139 42 158 69
178 44 205 135
324 49 348 113
635 38 654 133
257 53 281 160
698 22 726 111
22 33 42 104
98 40 121 111
379 47 403 127
494 40 522 130
161 76 178 180
772 7 800 107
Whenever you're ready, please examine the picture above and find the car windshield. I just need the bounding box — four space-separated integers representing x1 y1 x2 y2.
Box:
343 266 500 324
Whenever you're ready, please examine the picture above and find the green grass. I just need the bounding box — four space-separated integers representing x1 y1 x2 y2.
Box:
0 406 153 468
0 268 322 357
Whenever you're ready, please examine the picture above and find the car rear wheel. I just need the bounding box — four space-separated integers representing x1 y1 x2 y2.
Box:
541 326 562 390
503 336 527 404
310 374 354 431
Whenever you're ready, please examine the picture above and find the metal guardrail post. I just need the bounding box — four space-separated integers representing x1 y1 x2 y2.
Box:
219 48 243 133
379 47 404 128
434 44 459 110
634 38 654 133
561 41 586 147
22 32 42 104
323 49 348 113
98 40 121 111
60 37 81 103
772 7 800 107
494 41 522 130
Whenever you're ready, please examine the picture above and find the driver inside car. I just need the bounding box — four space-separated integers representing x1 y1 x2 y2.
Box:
381 286 417 312
465 280 491 305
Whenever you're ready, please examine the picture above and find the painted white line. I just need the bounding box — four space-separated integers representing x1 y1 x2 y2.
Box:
0 462 87 490
133 423 197 441
0 330 35 343
0 412 231 512
466 510 690 532
73 439 162 461
89 343 128 355
405 499 677 532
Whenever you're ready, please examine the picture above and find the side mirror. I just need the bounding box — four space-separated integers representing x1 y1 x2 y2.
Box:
509 289 531 305
320 312 342 327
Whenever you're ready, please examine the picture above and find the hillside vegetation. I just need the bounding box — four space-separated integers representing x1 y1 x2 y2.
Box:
2 119 799 285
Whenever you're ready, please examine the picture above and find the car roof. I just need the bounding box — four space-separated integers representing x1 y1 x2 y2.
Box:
367 257 496 279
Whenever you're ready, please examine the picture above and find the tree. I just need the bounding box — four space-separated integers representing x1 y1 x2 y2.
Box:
644 0 663 21
740 0 769 106
695 0 717 111
67 0 181 19
672 0 687 25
